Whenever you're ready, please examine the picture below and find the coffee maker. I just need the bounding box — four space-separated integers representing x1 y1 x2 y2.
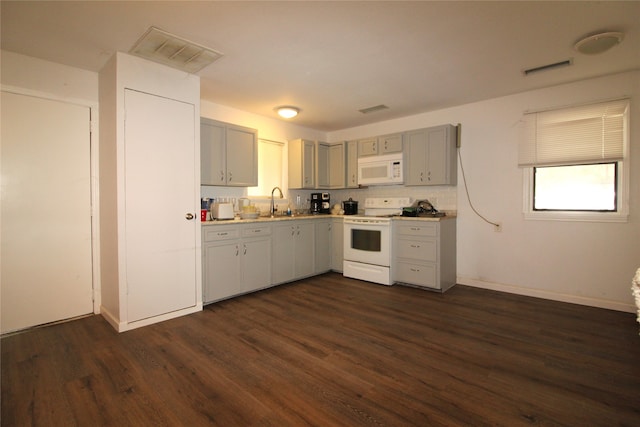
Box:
311 192 330 214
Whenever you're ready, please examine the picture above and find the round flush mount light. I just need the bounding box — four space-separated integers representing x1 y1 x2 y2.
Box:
574 31 624 55
276 106 300 119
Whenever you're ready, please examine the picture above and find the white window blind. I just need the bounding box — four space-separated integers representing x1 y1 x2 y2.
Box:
518 98 628 167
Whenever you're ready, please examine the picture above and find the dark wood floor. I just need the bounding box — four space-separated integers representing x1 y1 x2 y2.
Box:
2 273 640 426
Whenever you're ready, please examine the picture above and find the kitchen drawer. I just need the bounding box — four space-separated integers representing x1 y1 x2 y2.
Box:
395 261 437 288
242 225 272 238
203 226 240 242
396 222 438 237
396 238 437 262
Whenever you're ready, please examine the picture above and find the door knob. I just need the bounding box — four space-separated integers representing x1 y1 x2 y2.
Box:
185 213 194 220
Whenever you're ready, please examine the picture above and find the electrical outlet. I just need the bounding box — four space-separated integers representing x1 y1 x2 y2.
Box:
494 222 502 232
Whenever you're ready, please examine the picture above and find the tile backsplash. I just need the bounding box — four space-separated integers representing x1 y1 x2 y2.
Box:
289 184 457 214
201 184 457 216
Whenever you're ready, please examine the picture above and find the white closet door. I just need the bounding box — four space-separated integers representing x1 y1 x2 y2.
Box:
1 91 93 334
123 89 197 323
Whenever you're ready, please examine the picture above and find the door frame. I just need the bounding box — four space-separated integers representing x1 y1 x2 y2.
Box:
1 85 101 316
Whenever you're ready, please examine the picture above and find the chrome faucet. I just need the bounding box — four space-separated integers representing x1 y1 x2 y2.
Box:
270 186 284 217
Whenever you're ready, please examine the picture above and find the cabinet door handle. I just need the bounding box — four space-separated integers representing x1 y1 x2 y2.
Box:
235 245 239 256
228 172 233 182
410 244 420 248
220 171 225 182
185 213 194 220
243 244 247 255
218 232 228 236
410 268 421 272
410 227 420 231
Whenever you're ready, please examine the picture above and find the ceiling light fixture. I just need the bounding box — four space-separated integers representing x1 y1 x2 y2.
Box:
574 31 624 55
276 106 300 119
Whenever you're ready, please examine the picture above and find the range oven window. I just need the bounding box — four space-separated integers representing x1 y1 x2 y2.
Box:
351 229 381 252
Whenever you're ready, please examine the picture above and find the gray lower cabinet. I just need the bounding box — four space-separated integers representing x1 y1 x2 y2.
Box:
203 217 338 303
331 217 344 272
314 219 332 274
272 220 315 284
202 224 271 303
392 219 456 291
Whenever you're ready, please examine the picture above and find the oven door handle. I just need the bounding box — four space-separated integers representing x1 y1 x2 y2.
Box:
344 219 390 226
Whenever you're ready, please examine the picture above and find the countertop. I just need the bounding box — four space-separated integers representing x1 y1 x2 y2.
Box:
202 213 456 226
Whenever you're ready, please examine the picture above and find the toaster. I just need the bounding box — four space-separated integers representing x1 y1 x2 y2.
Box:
211 203 235 220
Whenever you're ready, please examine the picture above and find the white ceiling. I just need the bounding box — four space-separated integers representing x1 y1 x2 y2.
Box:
2 1 639 132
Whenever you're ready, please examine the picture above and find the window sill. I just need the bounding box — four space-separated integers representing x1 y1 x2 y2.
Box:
523 211 628 223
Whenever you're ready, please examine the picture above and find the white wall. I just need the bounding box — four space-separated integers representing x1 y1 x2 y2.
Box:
4 50 638 312
330 71 640 312
1 50 98 103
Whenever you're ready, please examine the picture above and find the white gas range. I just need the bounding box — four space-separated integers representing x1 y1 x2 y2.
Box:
342 197 411 285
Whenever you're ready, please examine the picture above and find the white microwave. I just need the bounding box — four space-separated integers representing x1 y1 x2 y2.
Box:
357 153 403 186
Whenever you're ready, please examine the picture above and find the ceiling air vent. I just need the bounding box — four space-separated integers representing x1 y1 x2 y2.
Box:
359 104 389 114
129 26 223 74
523 59 573 76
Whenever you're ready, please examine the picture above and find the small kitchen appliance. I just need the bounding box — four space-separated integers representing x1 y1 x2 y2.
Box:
211 202 234 220
357 153 403 186
402 199 445 217
342 198 358 215
311 192 331 214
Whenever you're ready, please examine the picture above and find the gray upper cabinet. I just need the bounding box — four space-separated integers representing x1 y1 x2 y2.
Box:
358 133 402 157
346 140 359 188
329 143 346 189
201 119 226 185
226 124 258 186
378 133 403 154
201 118 258 186
316 142 330 189
358 137 378 156
404 124 457 186
289 139 316 189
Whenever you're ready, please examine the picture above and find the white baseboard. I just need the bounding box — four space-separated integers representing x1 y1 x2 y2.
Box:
99 306 122 331
457 276 635 313
100 304 203 332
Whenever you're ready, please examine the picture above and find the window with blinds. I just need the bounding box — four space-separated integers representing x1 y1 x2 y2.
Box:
519 98 629 220
519 98 628 167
